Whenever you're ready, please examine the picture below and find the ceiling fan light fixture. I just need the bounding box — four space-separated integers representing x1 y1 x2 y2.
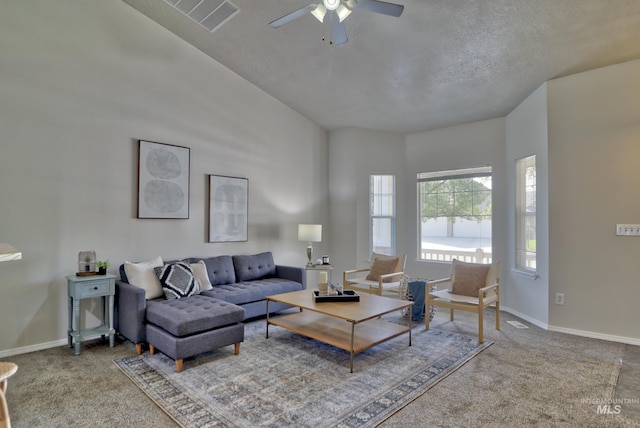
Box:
311 4 327 22
269 0 404 44
336 4 352 22
323 0 340 11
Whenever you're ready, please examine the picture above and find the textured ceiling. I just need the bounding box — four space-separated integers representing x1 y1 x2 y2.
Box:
122 0 640 134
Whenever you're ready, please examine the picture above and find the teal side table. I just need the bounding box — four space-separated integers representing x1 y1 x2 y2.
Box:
67 274 116 356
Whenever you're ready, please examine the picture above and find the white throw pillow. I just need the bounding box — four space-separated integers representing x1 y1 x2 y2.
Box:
190 260 212 292
124 256 164 299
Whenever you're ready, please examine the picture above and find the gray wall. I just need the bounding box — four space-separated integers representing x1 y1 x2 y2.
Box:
504 84 550 326
328 127 405 277
331 61 640 345
547 59 640 342
0 1 328 355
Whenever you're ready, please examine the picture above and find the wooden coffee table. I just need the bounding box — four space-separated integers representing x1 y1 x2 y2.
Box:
266 290 413 372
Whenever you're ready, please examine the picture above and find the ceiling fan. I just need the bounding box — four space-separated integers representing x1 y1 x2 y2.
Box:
269 0 404 45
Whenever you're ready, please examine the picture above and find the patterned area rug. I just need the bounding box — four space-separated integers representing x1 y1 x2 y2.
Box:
114 316 492 428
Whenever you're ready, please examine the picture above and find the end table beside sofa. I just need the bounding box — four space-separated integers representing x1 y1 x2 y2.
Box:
67 274 116 356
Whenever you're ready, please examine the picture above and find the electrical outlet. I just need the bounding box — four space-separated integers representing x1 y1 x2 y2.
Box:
555 293 565 305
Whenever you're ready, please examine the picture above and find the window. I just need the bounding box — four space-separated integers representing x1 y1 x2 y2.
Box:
516 155 536 272
418 166 492 263
370 175 396 255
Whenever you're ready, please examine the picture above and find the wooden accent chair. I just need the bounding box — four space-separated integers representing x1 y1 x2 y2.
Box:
0 390 9 428
343 253 406 297
0 362 17 428
425 259 500 343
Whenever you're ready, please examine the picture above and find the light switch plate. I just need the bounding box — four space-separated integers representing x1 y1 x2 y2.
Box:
616 224 640 236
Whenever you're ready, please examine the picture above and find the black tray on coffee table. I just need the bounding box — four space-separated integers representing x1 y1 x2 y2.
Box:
312 290 360 302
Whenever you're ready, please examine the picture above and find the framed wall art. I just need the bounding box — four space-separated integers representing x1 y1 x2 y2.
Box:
138 140 190 219
209 175 248 242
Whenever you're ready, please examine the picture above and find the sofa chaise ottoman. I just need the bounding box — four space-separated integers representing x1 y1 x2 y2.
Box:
145 295 244 372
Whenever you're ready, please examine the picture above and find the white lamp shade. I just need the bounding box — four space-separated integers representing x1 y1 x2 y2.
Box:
0 243 22 262
298 224 322 242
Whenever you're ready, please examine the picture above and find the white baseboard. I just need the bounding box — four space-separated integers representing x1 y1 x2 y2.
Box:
0 338 68 358
547 325 640 346
501 306 549 330
502 306 640 346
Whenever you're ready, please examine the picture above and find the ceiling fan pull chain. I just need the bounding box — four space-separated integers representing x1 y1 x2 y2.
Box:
322 15 326 42
329 13 333 44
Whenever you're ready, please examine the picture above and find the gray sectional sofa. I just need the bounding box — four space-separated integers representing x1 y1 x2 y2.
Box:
115 251 305 371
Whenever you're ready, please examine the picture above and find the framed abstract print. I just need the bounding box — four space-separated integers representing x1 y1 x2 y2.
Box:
137 140 190 219
209 175 248 242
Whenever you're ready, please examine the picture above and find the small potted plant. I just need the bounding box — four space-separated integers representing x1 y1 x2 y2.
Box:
96 260 110 275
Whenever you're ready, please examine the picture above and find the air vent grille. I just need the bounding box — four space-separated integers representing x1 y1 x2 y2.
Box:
163 0 239 32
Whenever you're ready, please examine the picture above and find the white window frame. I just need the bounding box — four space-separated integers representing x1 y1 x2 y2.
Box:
370 174 396 256
417 166 492 263
515 155 537 273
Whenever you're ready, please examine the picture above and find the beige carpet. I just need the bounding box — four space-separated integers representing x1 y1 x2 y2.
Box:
114 319 491 427
383 311 639 428
3 309 639 427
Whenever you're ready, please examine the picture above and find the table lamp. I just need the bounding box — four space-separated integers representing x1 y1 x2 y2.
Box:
298 224 322 267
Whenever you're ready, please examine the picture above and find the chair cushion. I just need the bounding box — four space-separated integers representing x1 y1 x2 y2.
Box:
345 277 402 291
431 288 481 304
430 288 499 306
155 261 197 300
123 256 164 300
450 259 490 297
366 257 399 282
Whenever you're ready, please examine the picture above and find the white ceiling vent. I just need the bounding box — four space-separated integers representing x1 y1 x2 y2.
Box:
163 0 239 32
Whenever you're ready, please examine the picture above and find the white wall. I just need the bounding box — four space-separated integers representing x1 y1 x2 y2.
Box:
328 127 405 277
504 83 550 327
404 118 507 281
0 0 328 355
546 59 640 342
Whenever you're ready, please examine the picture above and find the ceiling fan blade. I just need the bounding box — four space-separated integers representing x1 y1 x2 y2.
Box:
330 12 348 45
269 4 317 28
353 0 404 17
